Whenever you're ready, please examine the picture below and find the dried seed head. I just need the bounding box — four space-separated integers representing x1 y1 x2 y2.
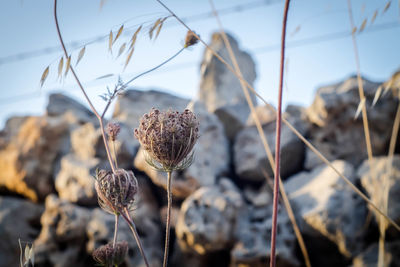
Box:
92 241 128 267
184 30 199 48
95 168 138 214
106 122 121 141
134 108 199 171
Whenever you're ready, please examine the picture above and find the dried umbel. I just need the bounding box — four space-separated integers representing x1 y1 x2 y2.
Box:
92 241 128 267
95 168 138 214
107 122 121 141
184 30 199 48
134 108 199 171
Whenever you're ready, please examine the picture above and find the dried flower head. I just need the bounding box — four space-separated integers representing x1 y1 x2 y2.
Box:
92 241 128 267
134 108 199 171
184 30 199 48
106 122 121 141
95 168 138 214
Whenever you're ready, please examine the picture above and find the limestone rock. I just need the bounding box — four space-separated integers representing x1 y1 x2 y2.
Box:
234 110 306 181
353 241 400 267
0 196 43 267
71 121 137 169
134 101 229 199
34 195 91 267
231 205 299 267
0 116 71 201
284 160 367 257
176 178 244 255
358 155 400 228
246 105 276 126
47 93 95 123
87 176 162 267
112 89 189 129
305 76 398 168
55 154 100 206
198 32 257 113
214 103 249 140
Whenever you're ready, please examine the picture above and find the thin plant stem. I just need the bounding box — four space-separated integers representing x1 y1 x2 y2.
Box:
207 1 310 266
113 214 119 249
120 208 150 267
112 140 119 169
270 1 290 267
163 171 173 267
153 0 400 232
54 0 116 173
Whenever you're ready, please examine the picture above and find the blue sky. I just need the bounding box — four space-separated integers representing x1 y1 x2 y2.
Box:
0 0 399 128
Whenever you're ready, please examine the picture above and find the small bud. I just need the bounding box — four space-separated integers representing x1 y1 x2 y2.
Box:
184 30 199 48
107 122 121 141
93 241 128 267
134 108 199 171
95 168 138 214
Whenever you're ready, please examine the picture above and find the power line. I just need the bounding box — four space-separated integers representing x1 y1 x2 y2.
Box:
0 0 280 65
0 20 398 105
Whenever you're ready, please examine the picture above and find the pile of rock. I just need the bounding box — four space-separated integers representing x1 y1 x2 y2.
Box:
0 33 399 267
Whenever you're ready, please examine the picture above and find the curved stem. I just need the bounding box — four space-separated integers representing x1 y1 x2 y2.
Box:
270 1 290 267
120 208 150 267
163 171 173 267
54 0 116 173
113 214 119 249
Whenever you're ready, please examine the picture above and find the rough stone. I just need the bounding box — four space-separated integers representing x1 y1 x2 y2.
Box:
353 241 400 267
358 155 400 228
305 76 398 169
198 32 257 113
284 160 367 257
55 153 100 206
135 101 229 199
214 103 249 140
34 195 91 267
112 89 189 129
87 176 162 267
0 116 71 201
231 205 299 267
47 93 95 123
0 196 43 267
176 178 244 255
234 110 306 181
246 105 276 126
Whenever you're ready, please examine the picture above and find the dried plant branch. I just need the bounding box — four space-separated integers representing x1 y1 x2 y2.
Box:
270 1 290 266
154 0 400 232
163 171 172 267
207 1 310 266
113 214 119 249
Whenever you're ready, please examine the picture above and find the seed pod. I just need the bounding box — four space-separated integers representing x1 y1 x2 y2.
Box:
92 241 128 267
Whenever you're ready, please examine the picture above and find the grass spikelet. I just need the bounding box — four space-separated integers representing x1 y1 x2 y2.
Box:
354 98 366 120
124 47 134 70
40 66 49 87
371 10 378 24
117 43 126 58
76 46 85 66
149 18 161 39
109 30 113 53
359 18 367 33
373 86 383 106
57 56 64 80
114 25 124 44
64 55 71 77
383 1 391 13
130 25 142 50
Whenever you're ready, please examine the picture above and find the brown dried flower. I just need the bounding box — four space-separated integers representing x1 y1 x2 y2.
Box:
92 241 128 267
184 30 199 48
95 168 138 214
134 108 199 171
106 122 121 141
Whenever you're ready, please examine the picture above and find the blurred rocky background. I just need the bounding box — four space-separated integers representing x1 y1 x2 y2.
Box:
1 33 400 267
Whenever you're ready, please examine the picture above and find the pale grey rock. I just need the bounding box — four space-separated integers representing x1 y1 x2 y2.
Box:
214 103 249 140
47 93 95 123
352 241 400 267
285 160 367 257
0 196 43 267
134 101 229 199
87 176 162 267
112 89 189 129
71 121 137 169
0 115 71 201
358 155 400 228
198 32 257 113
234 111 306 181
55 153 100 206
242 183 272 208
34 195 91 267
231 204 299 267
305 76 398 168
176 178 244 255
246 105 276 126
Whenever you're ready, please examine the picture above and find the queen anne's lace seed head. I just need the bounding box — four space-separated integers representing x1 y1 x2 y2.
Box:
92 241 128 267
134 108 199 172
106 122 121 141
95 168 138 215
